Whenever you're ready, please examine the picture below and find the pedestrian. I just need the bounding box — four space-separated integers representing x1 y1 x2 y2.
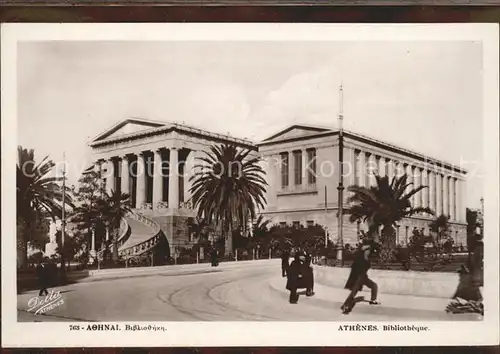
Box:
341 238 381 314
36 259 50 297
210 248 219 267
303 249 314 296
286 253 303 304
281 249 290 277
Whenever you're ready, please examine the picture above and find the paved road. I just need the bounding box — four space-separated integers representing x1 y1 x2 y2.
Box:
17 260 481 322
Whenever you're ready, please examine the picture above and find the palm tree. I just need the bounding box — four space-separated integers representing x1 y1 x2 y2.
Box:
346 174 434 262
252 214 273 239
189 144 267 255
17 146 74 268
429 214 450 251
98 190 132 261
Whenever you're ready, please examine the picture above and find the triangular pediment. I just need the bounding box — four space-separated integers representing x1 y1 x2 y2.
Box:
92 118 167 142
262 124 332 143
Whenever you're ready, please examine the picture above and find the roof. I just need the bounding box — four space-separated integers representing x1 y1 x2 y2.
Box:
89 117 255 148
258 124 467 174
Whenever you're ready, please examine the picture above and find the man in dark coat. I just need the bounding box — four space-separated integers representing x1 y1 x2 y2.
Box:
36 260 50 296
304 250 314 296
210 249 219 267
341 239 380 314
286 253 303 304
281 249 290 277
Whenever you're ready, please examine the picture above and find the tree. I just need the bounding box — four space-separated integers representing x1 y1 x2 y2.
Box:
189 144 267 255
17 146 74 268
345 174 434 263
466 208 480 253
72 171 105 257
98 190 132 261
429 214 450 252
252 215 273 239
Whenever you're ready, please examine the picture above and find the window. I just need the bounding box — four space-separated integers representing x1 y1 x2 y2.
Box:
279 222 287 228
280 152 289 187
307 148 317 184
306 220 315 228
292 221 300 228
293 150 302 185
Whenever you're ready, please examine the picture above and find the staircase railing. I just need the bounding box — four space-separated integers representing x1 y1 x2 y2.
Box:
118 211 162 258
116 217 131 249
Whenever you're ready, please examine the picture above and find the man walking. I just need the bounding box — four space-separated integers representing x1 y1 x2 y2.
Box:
281 248 290 277
36 259 50 296
341 238 381 314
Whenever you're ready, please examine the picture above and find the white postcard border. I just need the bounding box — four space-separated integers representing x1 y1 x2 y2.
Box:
1 23 499 347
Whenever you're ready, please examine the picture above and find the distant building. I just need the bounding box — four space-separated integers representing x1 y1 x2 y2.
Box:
257 124 468 247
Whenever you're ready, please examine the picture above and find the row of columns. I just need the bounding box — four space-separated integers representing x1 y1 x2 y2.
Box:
95 147 193 209
353 150 465 222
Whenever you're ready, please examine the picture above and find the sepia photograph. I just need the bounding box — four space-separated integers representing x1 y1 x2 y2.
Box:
1 23 499 347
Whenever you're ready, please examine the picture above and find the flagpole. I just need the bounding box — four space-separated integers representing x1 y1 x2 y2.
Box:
325 185 328 248
337 84 345 267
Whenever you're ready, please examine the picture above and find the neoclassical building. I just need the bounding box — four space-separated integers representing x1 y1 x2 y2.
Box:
84 118 255 259
257 124 468 247
83 118 468 260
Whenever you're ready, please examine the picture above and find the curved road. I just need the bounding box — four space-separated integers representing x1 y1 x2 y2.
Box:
17 261 480 322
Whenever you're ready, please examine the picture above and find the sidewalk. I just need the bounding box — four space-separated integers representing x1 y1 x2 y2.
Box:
268 277 482 321
68 258 281 284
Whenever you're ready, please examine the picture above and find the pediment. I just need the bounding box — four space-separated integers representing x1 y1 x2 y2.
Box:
92 118 167 142
262 124 332 143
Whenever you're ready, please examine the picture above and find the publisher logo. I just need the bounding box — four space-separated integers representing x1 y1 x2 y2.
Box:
27 290 65 315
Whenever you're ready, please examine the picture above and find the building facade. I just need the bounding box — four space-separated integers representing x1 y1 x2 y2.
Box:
84 118 468 258
86 118 255 257
257 125 468 248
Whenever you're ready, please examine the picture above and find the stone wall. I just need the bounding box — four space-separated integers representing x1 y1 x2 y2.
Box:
151 215 194 256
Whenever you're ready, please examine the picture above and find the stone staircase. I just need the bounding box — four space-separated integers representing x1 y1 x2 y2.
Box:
118 212 164 258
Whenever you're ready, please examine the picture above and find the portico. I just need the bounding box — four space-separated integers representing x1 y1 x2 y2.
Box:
86 118 255 253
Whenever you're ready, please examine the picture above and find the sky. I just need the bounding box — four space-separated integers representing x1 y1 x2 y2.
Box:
18 40 484 208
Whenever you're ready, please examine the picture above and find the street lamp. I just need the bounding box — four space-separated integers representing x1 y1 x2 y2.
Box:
60 153 67 282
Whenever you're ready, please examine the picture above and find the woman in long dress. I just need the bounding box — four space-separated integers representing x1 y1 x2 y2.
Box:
341 239 380 314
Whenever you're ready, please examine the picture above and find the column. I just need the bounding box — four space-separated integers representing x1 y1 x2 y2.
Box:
449 177 456 221
168 147 179 208
436 173 442 216
413 167 421 208
459 179 466 222
397 162 405 178
443 175 449 218
153 149 164 207
106 159 115 194
358 150 366 187
428 170 435 212
368 153 376 186
344 147 356 188
184 149 196 205
91 228 96 252
136 152 147 207
387 159 395 181
422 169 428 208
378 156 386 178
405 164 413 204
121 157 130 196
